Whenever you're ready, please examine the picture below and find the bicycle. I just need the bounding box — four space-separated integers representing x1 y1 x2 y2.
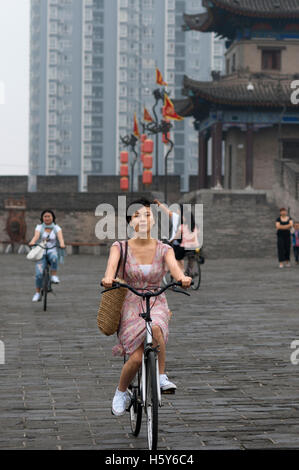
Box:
163 246 203 291
101 280 193 450
33 243 57 311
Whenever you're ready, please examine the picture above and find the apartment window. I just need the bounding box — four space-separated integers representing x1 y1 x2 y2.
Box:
120 70 128 82
49 112 57 125
168 12 175 24
143 13 153 26
49 52 57 65
168 27 175 40
120 25 128 38
85 8 92 21
261 49 281 71
120 86 127 97
167 42 175 54
84 144 91 156
143 0 153 7
92 161 102 172
119 100 127 112
119 10 128 22
120 54 127 67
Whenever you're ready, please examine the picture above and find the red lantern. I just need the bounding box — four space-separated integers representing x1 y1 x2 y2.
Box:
120 151 129 164
120 177 129 191
141 139 154 154
141 134 147 143
120 164 129 177
142 170 152 185
143 154 153 169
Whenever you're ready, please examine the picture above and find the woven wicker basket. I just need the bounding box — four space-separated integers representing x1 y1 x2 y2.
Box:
97 277 127 336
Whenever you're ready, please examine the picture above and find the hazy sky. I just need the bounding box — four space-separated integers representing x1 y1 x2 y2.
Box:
0 0 30 175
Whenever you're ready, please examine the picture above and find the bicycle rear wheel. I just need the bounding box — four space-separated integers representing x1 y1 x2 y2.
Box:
185 256 201 290
43 269 48 311
146 351 159 450
191 259 201 290
128 370 142 437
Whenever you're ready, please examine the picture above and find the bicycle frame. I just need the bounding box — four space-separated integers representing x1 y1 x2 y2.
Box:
140 295 162 407
101 279 192 449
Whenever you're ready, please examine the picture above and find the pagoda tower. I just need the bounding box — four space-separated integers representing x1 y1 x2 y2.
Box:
176 0 299 193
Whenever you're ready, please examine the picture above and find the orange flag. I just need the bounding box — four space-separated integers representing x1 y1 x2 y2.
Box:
133 113 140 138
156 68 168 86
163 94 184 121
143 107 153 123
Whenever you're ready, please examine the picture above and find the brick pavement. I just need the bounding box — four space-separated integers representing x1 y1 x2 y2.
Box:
0 254 299 450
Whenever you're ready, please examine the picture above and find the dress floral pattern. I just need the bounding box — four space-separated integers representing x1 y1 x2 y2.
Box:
111 240 172 357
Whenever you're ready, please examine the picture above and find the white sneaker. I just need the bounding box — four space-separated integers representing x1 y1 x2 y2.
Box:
111 388 129 416
51 275 60 284
32 292 41 302
160 374 177 392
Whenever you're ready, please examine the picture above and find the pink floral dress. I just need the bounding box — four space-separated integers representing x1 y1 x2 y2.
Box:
111 240 172 357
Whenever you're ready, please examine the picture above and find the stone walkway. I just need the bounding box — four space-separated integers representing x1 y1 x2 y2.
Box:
0 254 299 450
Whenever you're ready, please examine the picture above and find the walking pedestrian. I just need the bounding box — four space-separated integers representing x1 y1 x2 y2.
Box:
276 208 293 268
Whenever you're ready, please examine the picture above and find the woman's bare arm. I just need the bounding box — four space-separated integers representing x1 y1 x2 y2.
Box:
165 248 191 287
102 245 121 287
154 199 173 218
57 230 66 249
29 230 40 246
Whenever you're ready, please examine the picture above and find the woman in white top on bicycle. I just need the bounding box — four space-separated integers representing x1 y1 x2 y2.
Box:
28 210 65 302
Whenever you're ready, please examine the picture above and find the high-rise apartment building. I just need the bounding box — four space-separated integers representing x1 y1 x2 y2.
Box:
30 0 117 190
29 0 223 191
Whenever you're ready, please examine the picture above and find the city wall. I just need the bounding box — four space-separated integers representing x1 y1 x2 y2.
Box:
0 175 285 258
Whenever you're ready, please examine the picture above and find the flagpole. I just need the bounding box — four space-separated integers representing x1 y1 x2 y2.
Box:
152 92 160 177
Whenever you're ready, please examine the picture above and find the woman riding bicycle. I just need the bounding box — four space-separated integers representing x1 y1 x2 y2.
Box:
101 198 192 416
28 209 65 302
154 199 200 270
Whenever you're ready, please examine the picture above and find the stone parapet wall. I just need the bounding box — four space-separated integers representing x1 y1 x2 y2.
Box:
181 189 279 258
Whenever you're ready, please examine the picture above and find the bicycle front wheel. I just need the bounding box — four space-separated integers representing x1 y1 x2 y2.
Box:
129 370 142 437
145 351 159 450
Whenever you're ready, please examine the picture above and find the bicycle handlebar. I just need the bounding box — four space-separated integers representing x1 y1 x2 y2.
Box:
100 280 193 297
30 243 58 249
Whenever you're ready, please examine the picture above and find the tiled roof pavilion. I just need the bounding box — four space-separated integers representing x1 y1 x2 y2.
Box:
183 0 299 38
208 0 299 16
175 74 299 118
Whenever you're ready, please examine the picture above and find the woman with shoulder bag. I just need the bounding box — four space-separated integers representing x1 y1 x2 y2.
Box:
28 209 65 302
101 198 192 416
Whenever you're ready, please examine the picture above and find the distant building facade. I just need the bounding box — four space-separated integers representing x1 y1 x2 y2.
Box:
178 0 299 193
29 0 222 191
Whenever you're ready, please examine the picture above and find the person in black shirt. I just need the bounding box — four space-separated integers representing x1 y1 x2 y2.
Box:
276 208 294 268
